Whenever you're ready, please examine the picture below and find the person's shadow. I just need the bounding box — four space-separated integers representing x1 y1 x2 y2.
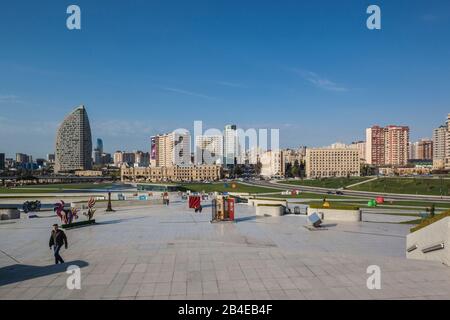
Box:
0 260 89 286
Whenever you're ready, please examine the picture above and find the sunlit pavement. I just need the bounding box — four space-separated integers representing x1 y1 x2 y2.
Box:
1 198 450 300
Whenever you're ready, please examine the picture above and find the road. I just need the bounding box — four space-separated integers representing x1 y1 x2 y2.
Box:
244 179 450 203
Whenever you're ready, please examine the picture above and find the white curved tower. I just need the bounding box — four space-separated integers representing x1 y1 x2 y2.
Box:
54 105 92 173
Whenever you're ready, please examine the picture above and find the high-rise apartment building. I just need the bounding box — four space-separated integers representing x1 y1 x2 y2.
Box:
412 139 433 161
283 149 304 168
433 124 447 169
47 154 55 163
16 153 32 164
365 125 409 166
92 149 102 165
93 138 104 165
224 125 238 166
350 141 366 162
366 126 385 166
445 114 450 171
134 151 150 167
55 105 92 173
113 151 123 167
384 125 409 166
151 132 191 167
409 141 418 160
0 153 5 170
260 150 285 177
96 138 103 154
150 136 157 167
246 146 264 165
195 135 223 165
113 151 137 166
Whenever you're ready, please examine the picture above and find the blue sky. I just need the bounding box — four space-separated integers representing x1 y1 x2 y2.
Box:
1 0 450 158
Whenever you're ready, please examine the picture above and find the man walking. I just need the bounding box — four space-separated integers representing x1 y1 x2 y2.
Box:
49 224 68 264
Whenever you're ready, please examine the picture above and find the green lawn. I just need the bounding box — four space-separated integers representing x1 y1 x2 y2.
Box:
0 183 114 194
264 193 362 200
350 177 450 196
380 200 450 209
278 177 371 189
181 182 280 194
305 201 424 214
19 183 114 189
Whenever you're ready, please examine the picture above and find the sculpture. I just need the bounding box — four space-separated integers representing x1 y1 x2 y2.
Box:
84 197 96 220
368 199 377 207
22 201 41 213
54 200 79 224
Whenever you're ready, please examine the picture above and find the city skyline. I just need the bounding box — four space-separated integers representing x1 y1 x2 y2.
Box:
0 112 444 161
1 1 450 157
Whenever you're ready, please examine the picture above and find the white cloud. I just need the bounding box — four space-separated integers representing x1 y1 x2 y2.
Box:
293 70 348 92
0 116 57 135
421 14 438 22
216 81 247 88
92 120 154 137
0 94 23 104
159 86 215 100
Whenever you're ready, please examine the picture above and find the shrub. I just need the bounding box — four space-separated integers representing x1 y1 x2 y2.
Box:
410 210 450 233
308 203 359 210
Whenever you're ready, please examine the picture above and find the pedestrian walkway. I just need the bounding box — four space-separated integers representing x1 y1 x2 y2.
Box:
1 199 450 300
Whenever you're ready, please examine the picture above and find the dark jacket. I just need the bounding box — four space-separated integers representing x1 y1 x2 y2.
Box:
49 230 68 248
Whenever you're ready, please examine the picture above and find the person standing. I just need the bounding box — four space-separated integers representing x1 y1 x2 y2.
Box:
49 224 68 264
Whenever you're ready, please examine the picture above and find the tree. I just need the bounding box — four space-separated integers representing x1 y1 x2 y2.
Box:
296 160 306 179
285 163 293 177
255 161 262 175
234 165 243 177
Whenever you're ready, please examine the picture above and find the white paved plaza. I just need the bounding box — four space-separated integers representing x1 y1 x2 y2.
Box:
1 197 450 300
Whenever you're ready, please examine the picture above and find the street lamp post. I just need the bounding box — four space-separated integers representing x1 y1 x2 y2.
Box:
106 191 115 212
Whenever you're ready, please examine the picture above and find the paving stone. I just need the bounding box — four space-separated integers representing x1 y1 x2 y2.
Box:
1 200 450 300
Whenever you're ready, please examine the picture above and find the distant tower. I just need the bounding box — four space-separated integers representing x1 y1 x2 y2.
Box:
224 124 237 166
55 105 93 173
93 138 104 165
96 138 103 154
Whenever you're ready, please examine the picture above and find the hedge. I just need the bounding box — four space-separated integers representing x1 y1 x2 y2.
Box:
308 203 360 211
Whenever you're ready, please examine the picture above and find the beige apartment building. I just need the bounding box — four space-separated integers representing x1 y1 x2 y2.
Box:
445 114 450 171
305 148 361 178
416 139 433 160
75 170 103 177
260 150 285 177
151 132 191 167
384 125 409 166
121 164 223 182
350 141 366 162
283 149 304 166
433 124 447 169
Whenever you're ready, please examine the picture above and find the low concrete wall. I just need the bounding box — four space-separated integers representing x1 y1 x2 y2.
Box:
0 209 21 220
256 205 285 217
307 207 361 222
406 217 450 266
248 199 287 207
